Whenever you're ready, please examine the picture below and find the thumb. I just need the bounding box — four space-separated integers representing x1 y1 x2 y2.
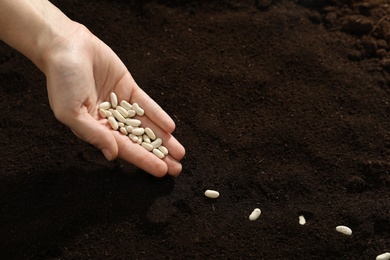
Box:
68 113 119 161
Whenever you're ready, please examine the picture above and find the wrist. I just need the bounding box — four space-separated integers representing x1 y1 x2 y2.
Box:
0 0 78 71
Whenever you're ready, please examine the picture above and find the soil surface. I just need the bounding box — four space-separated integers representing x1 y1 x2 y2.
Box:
0 0 389 259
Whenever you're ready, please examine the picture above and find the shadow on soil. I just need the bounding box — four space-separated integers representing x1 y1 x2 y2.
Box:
0 166 175 259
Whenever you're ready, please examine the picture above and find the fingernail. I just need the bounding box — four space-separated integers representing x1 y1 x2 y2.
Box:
102 148 112 161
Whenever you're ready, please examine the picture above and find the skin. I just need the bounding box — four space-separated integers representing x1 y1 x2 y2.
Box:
0 0 185 177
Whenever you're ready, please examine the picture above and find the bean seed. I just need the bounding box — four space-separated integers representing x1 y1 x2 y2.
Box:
151 137 162 148
99 94 167 160
376 252 390 260
127 109 136 117
158 145 169 155
153 148 165 159
204 190 219 199
129 134 138 142
125 118 141 127
249 208 261 221
108 117 119 130
126 125 134 133
105 111 113 118
335 225 352 236
145 127 156 140
110 92 118 108
132 102 145 116
119 127 128 135
132 127 145 136
299 215 306 225
98 109 107 118
142 142 153 151
116 105 128 118
143 134 151 143
120 100 132 110
99 101 111 110
112 110 126 123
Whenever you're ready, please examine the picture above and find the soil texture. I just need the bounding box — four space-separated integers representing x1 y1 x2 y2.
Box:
0 0 389 259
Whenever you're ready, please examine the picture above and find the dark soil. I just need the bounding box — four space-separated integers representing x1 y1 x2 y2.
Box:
1 0 389 259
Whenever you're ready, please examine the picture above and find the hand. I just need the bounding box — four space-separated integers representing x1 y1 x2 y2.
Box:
42 23 185 177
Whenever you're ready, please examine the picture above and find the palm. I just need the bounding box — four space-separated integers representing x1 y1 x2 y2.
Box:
45 26 184 177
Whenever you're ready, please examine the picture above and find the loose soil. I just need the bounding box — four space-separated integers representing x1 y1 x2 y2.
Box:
0 0 389 259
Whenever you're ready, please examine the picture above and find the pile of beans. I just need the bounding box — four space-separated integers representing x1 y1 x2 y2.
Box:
98 92 168 159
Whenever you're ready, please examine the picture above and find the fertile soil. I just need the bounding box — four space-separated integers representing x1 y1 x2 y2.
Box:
0 0 389 259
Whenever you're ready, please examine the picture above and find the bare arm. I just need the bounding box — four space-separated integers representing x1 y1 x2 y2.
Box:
0 0 185 176
0 0 76 71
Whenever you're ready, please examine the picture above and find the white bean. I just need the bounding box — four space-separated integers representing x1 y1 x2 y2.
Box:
110 92 118 108
151 137 162 148
142 134 151 143
204 190 219 199
335 225 352 236
119 127 128 135
145 127 156 140
127 109 136 117
125 118 141 127
105 110 113 118
153 148 165 159
132 102 145 116
249 208 261 221
376 252 390 260
158 145 169 155
108 117 119 130
132 127 145 136
142 142 153 151
118 122 125 127
126 125 134 133
137 136 143 144
99 101 111 110
120 100 133 110
299 215 306 225
98 109 107 118
116 105 128 118
129 134 138 143
131 127 145 136
112 110 126 123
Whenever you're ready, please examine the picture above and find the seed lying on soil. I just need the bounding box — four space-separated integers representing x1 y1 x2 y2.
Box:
299 215 306 225
335 225 352 236
204 190 220 199
376 252 390 260
99 92 169 159
249 208 261 221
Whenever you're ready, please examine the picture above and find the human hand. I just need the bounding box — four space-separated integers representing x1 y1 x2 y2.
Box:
42 24 185 177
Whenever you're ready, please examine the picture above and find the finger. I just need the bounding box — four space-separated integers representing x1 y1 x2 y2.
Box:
131 87 176 133
164 154 183 177
132 114 185 161
112 75 176 133
114 132 169 177
68 113 119 161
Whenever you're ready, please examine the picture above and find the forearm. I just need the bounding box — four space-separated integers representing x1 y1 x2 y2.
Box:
0 0 76 71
